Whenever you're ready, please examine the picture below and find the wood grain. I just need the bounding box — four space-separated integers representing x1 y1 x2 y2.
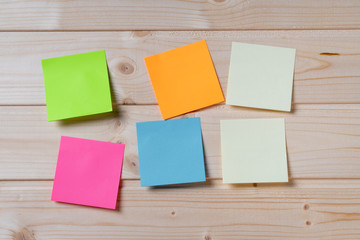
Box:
1 104 359 180
1 179 360 240
1 31 360 106
1 0 360 31
1 2 360 239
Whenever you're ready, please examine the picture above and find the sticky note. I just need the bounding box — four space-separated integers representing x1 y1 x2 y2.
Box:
226 42 296 112
220 118 288 183
52 136 125 209
136 117 206 186
42 50 113 121
145 40 224 120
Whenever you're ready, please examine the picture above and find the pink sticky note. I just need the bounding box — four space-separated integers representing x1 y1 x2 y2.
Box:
51 136 125 209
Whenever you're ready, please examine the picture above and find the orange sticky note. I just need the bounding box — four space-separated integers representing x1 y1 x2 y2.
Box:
145 40 224 119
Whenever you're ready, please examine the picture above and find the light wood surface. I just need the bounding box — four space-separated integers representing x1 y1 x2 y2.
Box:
1 1 360 239
1 0 360 30
1 180 360 240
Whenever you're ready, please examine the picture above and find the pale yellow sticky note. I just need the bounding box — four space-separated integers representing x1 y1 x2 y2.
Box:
220 118 288 183
226 42 296 112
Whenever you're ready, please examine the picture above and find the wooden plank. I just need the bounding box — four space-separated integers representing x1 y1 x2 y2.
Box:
1 31 360 105
1 179 360 240
1 1 360 31
1 104 359 180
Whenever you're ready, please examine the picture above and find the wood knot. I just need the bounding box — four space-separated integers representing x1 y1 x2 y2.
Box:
171 210 176 216
204 234 212 240
13 227 36 240
303 204 310 210
305 220 311 226
125 155 140 175
123 98 135 105
320 52 340 56
133 31 151 38
253 183 258 187
118 62 134 75
114 120 121 128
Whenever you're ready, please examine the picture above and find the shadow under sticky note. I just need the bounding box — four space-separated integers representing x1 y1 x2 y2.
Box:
136 117 206 187
226 42 296 112
42 50 113 121
51 136 125 209
144 40 224 120
220 118 288 183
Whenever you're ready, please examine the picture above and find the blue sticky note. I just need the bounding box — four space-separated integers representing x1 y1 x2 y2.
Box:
136 117 206 187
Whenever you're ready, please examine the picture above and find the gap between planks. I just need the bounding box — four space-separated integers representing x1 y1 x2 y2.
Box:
2 102 360 107
2 28 360 32
3 177 360 182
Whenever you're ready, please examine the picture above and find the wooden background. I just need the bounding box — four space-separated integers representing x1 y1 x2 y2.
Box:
1 1 360 239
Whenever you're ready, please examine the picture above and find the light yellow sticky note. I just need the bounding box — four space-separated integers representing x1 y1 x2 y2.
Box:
220 118 288 183
226 42 296 112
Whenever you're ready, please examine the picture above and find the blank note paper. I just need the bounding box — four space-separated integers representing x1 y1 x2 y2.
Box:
220 118 288 183
145 40 224 120
136 118 206 187
52 136 125 209
42 50 113 121
226 42 296 112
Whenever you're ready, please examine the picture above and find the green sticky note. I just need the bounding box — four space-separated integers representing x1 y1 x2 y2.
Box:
226 42 296 112
42 50 113 121
220 118 288 183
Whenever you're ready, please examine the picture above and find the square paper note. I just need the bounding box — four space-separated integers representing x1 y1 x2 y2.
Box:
136 117 206 186
226 42 296 112
52 136 125 209
42 50 113 121
220 118 288 183
145 40 224 120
